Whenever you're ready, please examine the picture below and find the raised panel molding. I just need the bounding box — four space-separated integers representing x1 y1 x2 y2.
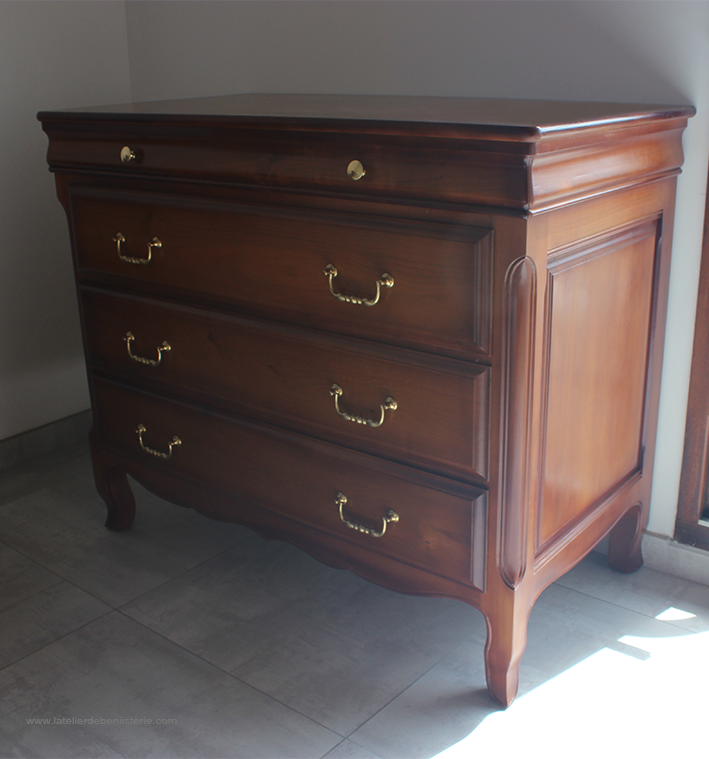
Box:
535 219 660 557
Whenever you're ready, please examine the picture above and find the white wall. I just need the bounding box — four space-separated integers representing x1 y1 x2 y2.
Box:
5 1 709 540
0 1 131 439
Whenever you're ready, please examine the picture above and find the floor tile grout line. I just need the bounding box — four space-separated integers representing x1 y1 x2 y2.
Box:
0 569 66 615
112 606 350 743
320 738 352 759
320 736 387 759
337 629 486 747
111 541 250 612
0 535 86 611
0 606 116 676
550 578 708 633
5 521 482 746
1 596 347 748
0 543 132 613
0 523 247 614
1 597 347 750
0 534 149 613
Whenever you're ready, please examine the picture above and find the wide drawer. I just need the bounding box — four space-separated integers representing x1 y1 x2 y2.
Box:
82 289 489 481
69 187 493 359
92 377 486 588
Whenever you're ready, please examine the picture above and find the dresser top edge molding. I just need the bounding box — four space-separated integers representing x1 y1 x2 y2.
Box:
37 92 695 142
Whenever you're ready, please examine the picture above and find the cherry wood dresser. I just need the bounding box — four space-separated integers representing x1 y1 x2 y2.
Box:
38 94 693 705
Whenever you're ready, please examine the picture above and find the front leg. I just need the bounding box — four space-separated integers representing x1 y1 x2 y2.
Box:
89 428 136 531
482 589 531 707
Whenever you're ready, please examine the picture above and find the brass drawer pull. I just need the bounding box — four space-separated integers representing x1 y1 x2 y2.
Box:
124 332 171 367
136 424 181 459
347 160 366 181
113 232 161 265
324 264 393 306
335 492 399 538
120 146 136 163
330 384 397 428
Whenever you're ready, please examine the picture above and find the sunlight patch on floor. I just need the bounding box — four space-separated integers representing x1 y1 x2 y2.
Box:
431 629 708 759
654 606 697 621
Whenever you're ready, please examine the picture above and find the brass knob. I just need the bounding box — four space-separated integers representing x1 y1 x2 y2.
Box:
120 146 136 164
347 160 366 181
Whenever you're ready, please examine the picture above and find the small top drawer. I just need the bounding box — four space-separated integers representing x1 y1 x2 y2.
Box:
69 188 493 359
45 126 530 209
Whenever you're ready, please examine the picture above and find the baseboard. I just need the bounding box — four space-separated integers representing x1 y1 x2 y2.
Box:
0 410 92 471
642 531 709 587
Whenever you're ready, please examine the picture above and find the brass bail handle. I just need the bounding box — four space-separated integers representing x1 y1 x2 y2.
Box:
335 492 399 538
124 332 171 367
324 264 393 307
114 233 161 265
330 384 397 428
136 424 181 459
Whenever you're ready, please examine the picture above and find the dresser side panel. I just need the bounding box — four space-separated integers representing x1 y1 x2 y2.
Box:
536 220 659 553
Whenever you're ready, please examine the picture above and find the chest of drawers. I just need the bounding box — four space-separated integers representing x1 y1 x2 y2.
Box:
38 94 693 706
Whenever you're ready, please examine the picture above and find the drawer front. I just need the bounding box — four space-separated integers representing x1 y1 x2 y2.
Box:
81 289 490 481
92 377 486 587
48 129 528 209
70 188 493 359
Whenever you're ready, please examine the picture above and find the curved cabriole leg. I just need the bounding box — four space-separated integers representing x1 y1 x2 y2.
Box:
89 429 136 531
608 501 645 574
482 591 531 707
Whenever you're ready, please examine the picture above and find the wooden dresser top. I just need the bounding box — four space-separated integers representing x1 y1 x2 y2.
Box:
38 93 695 141
38 94 695 213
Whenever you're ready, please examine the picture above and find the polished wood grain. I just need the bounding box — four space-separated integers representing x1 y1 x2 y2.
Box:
39 92 692 127
93 376 487 588
38 94 692 707
537 220 658 554
40 94 693 212
80 288 490 482
70 187 493 359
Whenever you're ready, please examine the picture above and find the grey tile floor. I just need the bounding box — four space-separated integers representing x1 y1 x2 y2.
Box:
1 441 708 759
